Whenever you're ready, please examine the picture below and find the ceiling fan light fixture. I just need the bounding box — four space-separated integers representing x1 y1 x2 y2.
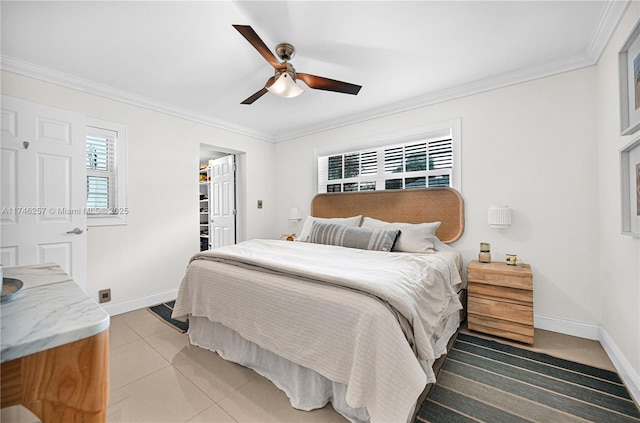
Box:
233 25 360 104
267 72 304 98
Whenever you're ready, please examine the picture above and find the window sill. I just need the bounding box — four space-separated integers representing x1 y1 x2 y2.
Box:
88 214 128 227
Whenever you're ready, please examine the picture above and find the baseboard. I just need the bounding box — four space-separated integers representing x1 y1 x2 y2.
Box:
534 313 640 406
599 328 640 406
534 313 600 340
99 289 179 316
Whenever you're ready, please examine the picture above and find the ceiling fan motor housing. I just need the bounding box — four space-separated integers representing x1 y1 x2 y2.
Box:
275 61 297 81
275 43 295 61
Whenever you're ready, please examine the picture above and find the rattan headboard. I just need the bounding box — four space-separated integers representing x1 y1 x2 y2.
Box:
310 187 464 243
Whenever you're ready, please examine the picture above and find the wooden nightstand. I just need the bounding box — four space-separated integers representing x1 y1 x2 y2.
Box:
467 260 534 344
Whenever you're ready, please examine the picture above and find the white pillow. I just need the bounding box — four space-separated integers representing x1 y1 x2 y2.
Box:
298 215 362 242
361 217 441 253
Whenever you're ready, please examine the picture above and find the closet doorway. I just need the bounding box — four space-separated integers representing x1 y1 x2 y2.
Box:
199 145 239 251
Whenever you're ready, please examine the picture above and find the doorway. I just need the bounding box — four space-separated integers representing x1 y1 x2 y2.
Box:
199 145 239 250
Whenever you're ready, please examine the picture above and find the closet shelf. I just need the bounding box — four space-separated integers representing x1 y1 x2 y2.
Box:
200 162 212 252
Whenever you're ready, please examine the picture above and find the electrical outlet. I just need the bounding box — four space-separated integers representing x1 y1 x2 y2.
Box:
98 289 111 303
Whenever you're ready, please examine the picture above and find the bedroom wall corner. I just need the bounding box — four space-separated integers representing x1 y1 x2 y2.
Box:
595 0 640 401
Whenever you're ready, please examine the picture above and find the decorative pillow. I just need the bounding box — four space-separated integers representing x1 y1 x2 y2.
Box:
298 215 362 242
361 217 441 253
308 222 400 252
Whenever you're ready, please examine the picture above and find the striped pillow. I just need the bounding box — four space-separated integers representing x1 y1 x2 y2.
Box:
361 217 441 253
308 222 400 252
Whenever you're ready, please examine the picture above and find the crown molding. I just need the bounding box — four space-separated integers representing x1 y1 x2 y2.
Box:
273 53 596 142
0 52 601 144
0 55 275 142
2 0 625 145
586 0 629 62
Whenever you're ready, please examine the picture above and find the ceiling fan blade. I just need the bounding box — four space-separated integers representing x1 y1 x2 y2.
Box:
297 73 362 95
233 24 281 69
241 77 275 105
241 88 268 105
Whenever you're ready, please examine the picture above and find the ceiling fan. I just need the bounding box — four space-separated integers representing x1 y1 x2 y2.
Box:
233 25 362 104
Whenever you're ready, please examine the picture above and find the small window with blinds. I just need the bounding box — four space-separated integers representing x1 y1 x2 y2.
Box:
318 127 457 193
86 119 128 225
86 134 114 209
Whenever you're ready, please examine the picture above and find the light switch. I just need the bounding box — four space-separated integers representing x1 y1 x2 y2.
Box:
257 200 263 209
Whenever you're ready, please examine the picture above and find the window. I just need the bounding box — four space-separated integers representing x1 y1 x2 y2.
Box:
317 120 460 193
86 133 113 209
86 119 128 226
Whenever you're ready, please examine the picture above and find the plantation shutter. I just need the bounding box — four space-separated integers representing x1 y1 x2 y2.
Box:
86 127 116 211
318 136 454 193
405 142 427 172
384 146 403 173
361 151 377 175
427 139 453 187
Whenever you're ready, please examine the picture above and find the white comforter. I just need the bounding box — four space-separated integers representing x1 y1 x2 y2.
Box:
173 239 462 423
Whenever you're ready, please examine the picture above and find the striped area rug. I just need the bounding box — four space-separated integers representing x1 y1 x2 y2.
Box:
417 333 640 423
148 300 189 333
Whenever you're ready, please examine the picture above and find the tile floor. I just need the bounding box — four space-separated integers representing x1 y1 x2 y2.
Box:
1 310 619 423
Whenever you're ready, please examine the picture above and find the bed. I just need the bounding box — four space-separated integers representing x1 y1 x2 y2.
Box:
173 187 465 423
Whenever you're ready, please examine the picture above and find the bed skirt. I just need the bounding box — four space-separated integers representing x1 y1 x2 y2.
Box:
187 309 461 423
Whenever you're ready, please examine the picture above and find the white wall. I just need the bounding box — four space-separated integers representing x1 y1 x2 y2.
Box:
275 66 601 328
274 11 640 393
1 71 278 312
596 1 640 394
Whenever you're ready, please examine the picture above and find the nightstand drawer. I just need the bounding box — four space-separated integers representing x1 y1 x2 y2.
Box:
468 271 532 290
468 314 534 344
468 283 533 305
468 296 533 326
468 262 532 290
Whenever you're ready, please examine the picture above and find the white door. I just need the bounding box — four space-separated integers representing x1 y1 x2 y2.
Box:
1 96 87 290
209 155 236 248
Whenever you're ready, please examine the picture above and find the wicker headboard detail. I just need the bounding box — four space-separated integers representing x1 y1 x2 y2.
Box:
310 188 464 243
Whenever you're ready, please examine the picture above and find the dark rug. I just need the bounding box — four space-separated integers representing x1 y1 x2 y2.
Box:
417 333 640 422
148 300 189 333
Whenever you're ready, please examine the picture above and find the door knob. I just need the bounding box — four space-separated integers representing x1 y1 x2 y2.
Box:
66 227 84 235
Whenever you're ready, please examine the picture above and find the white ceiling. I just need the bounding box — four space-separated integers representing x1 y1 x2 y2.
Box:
1 1 628 142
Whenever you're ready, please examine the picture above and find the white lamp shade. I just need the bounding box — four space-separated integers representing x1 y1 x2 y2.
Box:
488 205 511 229
288 207 303 220
267 73 304 98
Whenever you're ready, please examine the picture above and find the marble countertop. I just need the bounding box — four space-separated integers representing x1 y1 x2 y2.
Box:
1 263 110 363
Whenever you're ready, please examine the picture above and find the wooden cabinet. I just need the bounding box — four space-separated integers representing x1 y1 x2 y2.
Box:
1 264 110 422
467 260 534 344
